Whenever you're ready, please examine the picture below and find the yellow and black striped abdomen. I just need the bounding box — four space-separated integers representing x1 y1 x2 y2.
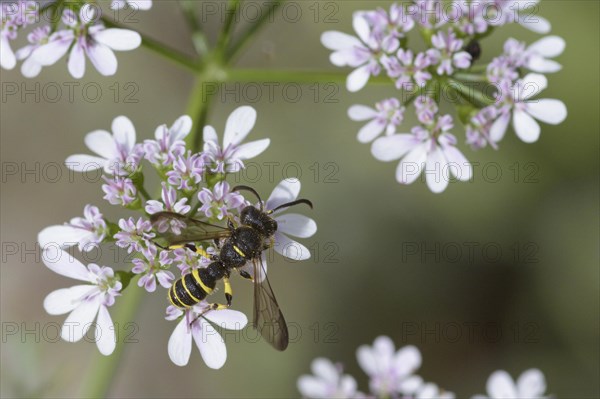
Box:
168 269 215 308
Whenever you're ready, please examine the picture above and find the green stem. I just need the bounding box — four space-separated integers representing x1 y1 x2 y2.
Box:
216 0 242 55
226 68 391 85
225 0 285 61
446 78 495 107
454 73 487 82
79 283 144 398
138 186 151 201
101 16 199 72
178 0 210 56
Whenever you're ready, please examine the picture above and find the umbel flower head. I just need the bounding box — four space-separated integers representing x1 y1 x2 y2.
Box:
322 0 567 193
2 2 144 77
298 335 552 399
38 106 317 368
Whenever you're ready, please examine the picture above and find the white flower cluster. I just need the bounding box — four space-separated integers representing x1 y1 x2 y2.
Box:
298 336 551 399
1 1 148 77
322 0 567 193
38 106 317 368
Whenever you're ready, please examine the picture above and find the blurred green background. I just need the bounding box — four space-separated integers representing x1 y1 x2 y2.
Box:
1 1 598 398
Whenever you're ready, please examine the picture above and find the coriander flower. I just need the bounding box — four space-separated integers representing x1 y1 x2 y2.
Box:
372 98 472 193
166 151 206 191
490 73 567 144
473 369 548 399
145 183 191 233
348 98 406 143
166 302 248 369
297 358 360 399
490 0 551 34
38 205 107 252
66 115 141 176
114 217 155 254
102 176 138 206
0 0 37 70
42 248 121 356
265 179 317 261
197 181 245 221
111 0 153 10
15 25 50 77
426 29 472 75
321 13 397 92
173 245 214 275
357 336 423 396
131 245 175 292
382 49 433 89
203 106 270 173
28 5 141 78
144 115 191 167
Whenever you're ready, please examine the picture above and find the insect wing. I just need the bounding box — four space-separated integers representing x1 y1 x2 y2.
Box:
253 257 289 351
150 211 231 246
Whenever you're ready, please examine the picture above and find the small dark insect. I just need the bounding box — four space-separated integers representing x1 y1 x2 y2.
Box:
464 39 482 62
151 185 313 351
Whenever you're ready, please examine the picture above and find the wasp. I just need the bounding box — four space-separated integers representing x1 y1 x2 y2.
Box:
151 185 313 351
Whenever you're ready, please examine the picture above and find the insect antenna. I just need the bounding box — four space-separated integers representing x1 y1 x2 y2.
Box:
232 185 264 211
270 199 313 213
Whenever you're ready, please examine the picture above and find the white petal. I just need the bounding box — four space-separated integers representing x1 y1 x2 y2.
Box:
357 119 386 143
223 106 257 148
396 144 427 185
232 139 270 160
203 309 248 330
129 0 152 10
348 105 377 121
297 376 328 398
61 298 101 342
347 65 371 92
85 130 118 159
266 179 300 210
311 358 339 384
340 375 358 397
203 125 218 143
111 116 136 151
171 115 192 141
398 375 424 394
518 14 551 34
352 14 371 44
525 99 567 124
372 134 420 161
526 56 562 73
490 113 511 142
38 225 89 250
394 345 422 377
21 57 43 78
516 369 546 397
276 214 317 238
442 145 472 181
86 43 118 76
68 41 86 79
0 36 16 70
42 247 91 282
528 36 565 58
357 346 377 376
320 31 362 51
31 35 73 66
43 285 94 315
517 73 547 101
168 317 192 366
273 231 311 260
513 109 541 143
95 305 116 355
487 370 518 398
65 154 106 172
93 29 141 51
193 318 227 369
